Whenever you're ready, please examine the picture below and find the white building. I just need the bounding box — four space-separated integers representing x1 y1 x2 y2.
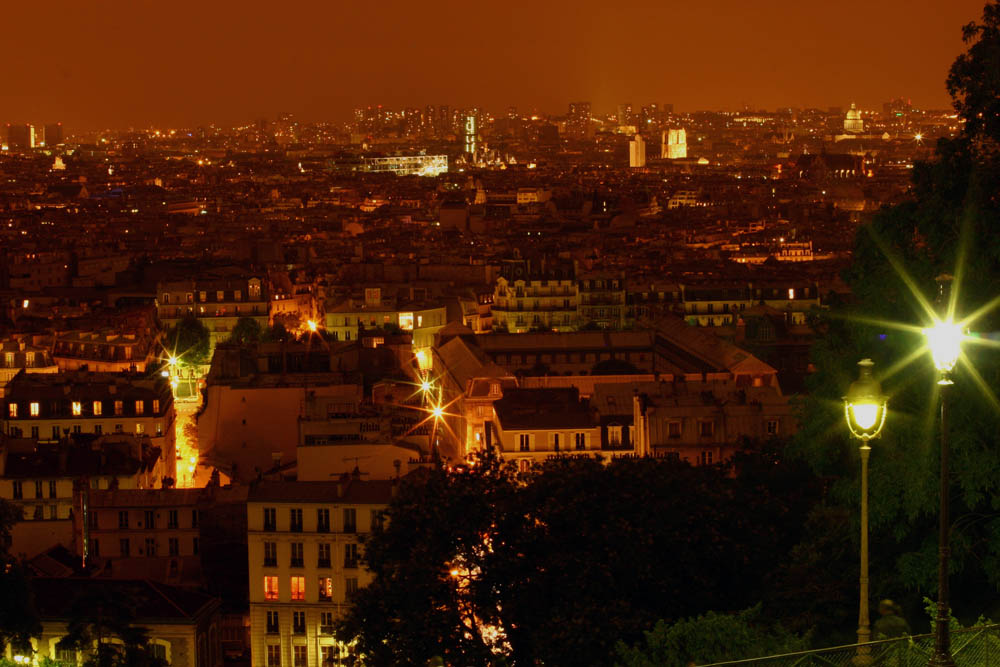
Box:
629 134 646 168
247 479 394 667
662 128 687 159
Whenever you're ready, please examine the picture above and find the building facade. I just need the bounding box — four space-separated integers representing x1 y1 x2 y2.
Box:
247 479 393 667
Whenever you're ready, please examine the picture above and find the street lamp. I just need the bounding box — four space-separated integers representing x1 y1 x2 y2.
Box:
926 276 964 667
844 359 888 664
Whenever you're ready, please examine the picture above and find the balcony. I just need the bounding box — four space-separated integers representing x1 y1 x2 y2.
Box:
344 559 358 569
263 557 277 567
320 625 336 636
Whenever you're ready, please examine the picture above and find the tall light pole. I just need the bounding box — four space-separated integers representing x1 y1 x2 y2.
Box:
924 276 964 667
844 359 888 665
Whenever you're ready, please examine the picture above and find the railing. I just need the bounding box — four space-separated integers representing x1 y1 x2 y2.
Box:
698 624 1000 667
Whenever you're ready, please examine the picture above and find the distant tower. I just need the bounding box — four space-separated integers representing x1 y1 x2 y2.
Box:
44 123 64 147
662 128 687 159
844 103 864 133
6 124 35 150
629 134 646 168
464 115 477 155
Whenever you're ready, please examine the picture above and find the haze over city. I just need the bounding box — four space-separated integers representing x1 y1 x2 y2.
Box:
3 2 1000 667
0 0 988 130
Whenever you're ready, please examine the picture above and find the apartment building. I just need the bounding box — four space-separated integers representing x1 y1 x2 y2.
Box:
1 370 175 479
491 388 604 471
157 270 268 348
247 478 394 667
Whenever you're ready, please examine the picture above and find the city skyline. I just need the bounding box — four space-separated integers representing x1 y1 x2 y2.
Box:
0 0 985 131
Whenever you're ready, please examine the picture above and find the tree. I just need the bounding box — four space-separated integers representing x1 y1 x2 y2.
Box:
57 585 166 667
614 605 807 667
791 0 1000 627
338 446 820 665
228 316 262 345
163 315 210 366
0 499 41 656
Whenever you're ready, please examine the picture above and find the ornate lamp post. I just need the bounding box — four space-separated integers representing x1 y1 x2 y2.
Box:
924 276 964 667
844 359 888 665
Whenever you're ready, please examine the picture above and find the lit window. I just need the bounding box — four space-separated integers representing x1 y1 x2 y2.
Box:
319 577 333 601
30 402 39 417
72 402 82 416
93 401 102 416
788 288 795 300
135 400 144 415
399 312 414 330
263 576 279 600
7 404 16 418
136 423 144 435
290 575 305 601
152 399 160 413
114 401 123 416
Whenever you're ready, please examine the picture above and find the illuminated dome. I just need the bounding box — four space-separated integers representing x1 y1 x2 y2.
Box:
844 103 864 134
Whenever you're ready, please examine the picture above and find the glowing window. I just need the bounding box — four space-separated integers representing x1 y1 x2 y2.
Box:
290 576 305 601
788 288 795 300
399 312 414 330
114 401 123 416
263 576 279 600
72 402 82 416
152 400 160 413
93 401 102 416
30 402 39 417
8 404 16 418
135 400 144 415
319 577 333 601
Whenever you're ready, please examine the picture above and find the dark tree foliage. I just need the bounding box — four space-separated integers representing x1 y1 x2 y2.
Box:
0 500 41 655
338 445 819 666
791 0 1000 626
228 316 263 345
57 586 167 667
163 315 211 366
615 605 807 667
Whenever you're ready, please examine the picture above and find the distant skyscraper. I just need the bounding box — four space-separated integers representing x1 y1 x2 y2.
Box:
662 128 687 159
44 123 63 146
6 124 35 150
629 134 646 168
567 101 591 138
437 105 450 134
618 103 633 125
844 103 864 133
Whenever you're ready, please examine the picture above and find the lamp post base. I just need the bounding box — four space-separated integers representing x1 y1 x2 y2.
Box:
927 653 956 667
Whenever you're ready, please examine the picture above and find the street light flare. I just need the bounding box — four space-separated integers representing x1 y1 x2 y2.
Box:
923 319 964 380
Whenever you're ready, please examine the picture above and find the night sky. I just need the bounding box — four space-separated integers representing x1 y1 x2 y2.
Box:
1 0 986 130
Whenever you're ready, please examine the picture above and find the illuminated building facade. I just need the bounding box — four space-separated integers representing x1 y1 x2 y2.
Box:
1 370 176 475
247 480 392 667
629 134 646 168
464 115 477 155
491 259 579 333
844 103 864 133
157 273 269 350
491 388 603 472
662 128 687 159
358 154 447 177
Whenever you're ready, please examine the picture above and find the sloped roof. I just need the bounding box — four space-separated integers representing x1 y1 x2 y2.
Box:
32 578 219 623
247 478 395 505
